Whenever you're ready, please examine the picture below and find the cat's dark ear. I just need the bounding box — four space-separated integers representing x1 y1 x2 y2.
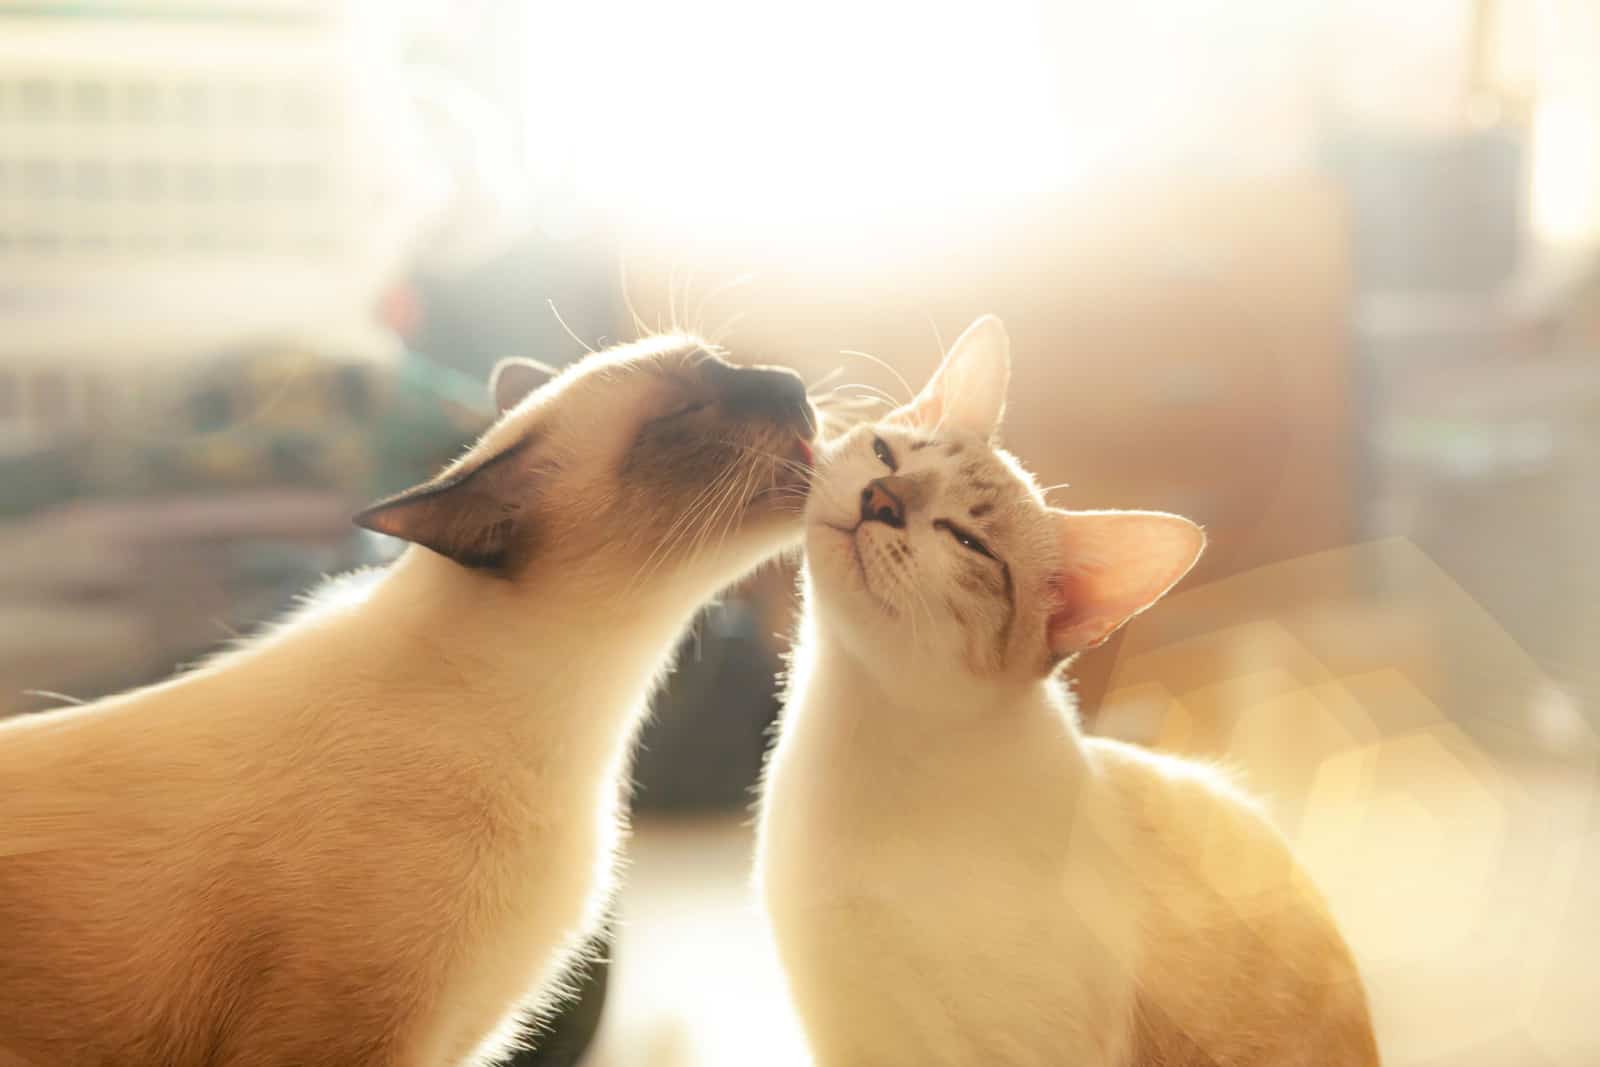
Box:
491 357 559 414
1045 509 1204 656
353 434 542 571
889 315 1010 437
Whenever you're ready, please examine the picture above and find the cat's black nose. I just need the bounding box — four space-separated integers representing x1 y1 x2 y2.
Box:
860 478 906 528
724 365 812 429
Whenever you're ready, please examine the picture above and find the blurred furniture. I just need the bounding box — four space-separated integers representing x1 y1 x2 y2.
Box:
0 489 357 717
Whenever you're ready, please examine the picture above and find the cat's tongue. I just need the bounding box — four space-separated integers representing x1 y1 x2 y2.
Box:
778 436 815 495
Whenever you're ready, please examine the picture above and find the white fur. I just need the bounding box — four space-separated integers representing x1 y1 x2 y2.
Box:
755 318 1377 1066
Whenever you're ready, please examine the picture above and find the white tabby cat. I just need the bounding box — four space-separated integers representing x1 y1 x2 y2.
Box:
0 336 814 1067
756 317 1378 1066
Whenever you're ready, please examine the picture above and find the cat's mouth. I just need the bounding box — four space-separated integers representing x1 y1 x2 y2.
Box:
814 520 891 610
784 435 814 489
759 432 816 501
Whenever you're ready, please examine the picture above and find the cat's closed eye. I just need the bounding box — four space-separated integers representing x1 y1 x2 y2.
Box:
934 519 995 560
872 435 897 470
658 400 709 421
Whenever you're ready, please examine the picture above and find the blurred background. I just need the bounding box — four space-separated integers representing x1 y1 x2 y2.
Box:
1 0 1598 1064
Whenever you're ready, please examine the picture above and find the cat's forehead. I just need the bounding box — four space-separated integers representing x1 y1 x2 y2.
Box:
576 334 711 382
882 425 1036 500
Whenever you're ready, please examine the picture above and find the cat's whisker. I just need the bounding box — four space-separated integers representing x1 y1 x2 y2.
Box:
705 458 760 563
828 382 902 409
627 462 739 590
809 383 893 406
618 254 650 340
839 348 915 404
666 259 683 335
713 440 816 480
547 300 597 354
806 365 845 393
923 309 946 363
810 392 889 412
709 310 749 346
679 263 699 337
687 461 749 560
691 454 754 565
691 272 758 339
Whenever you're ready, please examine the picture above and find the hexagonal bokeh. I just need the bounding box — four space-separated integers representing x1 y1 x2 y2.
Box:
1095 540 1600 1067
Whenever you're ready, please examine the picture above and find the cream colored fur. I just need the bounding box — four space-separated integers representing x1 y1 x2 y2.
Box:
0 336 812 1066
756 317 1377 1065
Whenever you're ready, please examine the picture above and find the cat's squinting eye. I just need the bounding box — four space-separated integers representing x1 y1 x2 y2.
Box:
871 435 897 470
934 519 995 560
660 400 709 421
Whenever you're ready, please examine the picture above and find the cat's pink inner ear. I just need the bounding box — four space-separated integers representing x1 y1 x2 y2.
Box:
887 315 1010 435
1046 510 1205 656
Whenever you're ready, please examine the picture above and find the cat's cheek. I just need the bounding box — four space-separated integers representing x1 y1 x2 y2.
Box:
806 529 860 589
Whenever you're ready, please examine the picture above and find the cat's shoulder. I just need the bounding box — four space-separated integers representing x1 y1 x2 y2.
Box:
1084 744 1379 1064
1081 735 1292 885
1085 736 1267 823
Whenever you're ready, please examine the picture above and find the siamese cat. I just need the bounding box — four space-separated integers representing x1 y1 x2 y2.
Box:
756 317 1378 1066
0 336 815 1067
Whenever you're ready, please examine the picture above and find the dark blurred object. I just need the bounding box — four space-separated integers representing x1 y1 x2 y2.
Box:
1327 124 1527 295
500 596 789 1062
502 928 611 1067
633 599 785 811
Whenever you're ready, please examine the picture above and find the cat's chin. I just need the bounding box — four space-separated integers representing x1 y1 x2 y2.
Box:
806 521 905 624
806 522 864 590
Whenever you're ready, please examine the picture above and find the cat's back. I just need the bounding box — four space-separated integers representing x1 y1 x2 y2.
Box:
1088 738 1379 1066
0 628 498 1066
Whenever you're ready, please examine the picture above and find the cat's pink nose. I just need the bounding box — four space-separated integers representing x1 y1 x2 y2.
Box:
860 478 906 529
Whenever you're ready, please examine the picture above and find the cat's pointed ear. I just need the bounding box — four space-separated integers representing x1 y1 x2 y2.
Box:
491 357 559 414
353 433 542 571
1045 510 1204 656
889 315 1011 437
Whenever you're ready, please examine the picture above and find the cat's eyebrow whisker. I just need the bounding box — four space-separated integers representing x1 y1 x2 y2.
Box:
679 263 699 336
839 348 915 404
690 271 758 339
806 366 845 393
828 382 902 409
709 310 749 346
923 309 946 362
547 300 597 354
618 253 650 340
810 385 893 407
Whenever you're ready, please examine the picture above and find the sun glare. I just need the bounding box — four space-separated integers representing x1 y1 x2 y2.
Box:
523 1 1164 245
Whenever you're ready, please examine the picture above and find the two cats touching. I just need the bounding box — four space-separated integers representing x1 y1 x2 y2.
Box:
0 317 1379 1066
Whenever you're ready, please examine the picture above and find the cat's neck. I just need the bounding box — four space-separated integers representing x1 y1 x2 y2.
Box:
240 547 701 766
367 547 697 673
794 617 1092 787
